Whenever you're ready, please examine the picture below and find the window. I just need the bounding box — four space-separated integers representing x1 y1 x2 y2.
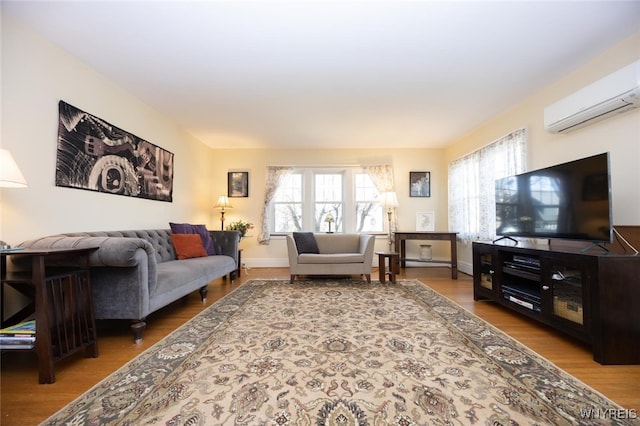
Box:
272 172 303 233
355 173 383 232
271 168 383 234
448 129 527 242
315 173 343 232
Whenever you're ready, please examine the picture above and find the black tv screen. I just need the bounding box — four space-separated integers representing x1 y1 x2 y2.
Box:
495 152 612 243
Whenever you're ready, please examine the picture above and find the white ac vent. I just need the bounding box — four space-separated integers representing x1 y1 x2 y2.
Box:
544 60 640 133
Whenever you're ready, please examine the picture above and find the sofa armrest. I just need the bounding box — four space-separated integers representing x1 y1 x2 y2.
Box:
360 234 376 268
210 230 241 266
286 235 300 267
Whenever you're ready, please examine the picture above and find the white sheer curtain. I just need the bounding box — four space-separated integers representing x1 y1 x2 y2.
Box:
448 128 527 243
362 164 398 232
258 166 292 244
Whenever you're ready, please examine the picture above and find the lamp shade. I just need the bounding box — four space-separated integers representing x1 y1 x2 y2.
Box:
0 149 28 188
378 191 399 208
215 195 233 210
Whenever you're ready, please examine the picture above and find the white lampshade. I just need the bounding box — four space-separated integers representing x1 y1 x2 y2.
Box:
378 191 399 208
0 149 28 188
215 195 233 210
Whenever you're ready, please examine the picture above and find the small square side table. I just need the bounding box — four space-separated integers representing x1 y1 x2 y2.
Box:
376 251 400 284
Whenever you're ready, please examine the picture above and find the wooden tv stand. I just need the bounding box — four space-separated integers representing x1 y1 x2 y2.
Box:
472 241 640 365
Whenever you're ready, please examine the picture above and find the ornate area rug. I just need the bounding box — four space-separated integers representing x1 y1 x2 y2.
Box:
43 279 634 425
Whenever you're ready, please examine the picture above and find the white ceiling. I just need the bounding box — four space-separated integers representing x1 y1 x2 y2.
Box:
3 1 640 149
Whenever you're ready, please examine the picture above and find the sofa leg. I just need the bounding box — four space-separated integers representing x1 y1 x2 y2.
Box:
290 274 295 283
199 285 208 302
365 274 371 283
131 320 146 344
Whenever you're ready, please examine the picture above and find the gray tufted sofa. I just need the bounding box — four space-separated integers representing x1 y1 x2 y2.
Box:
15 229 240 343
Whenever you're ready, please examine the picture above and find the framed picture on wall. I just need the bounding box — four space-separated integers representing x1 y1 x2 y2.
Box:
410 171 430 197
228 172 249 197
416 211 435 231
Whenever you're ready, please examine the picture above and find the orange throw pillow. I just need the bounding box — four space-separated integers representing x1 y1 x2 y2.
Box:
171 233 208 260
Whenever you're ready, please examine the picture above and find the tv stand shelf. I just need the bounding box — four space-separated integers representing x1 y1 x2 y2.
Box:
472 241 640 365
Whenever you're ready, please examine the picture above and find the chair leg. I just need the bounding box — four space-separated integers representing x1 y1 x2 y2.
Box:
365 274 371 283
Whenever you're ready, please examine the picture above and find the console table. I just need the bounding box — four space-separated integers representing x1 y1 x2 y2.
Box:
393 232 458 279
1 247 99 383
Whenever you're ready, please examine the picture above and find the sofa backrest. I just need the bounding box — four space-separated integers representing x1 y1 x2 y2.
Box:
314 233 361 253
61 229 176 263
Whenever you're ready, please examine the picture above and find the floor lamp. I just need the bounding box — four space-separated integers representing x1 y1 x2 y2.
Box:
214 195 233 231
378 191 398 249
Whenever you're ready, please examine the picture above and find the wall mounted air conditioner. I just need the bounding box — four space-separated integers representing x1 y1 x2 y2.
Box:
544 59 640 133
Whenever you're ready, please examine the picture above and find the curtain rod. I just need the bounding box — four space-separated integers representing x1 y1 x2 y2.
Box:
267 164 389 168
451 127 527 162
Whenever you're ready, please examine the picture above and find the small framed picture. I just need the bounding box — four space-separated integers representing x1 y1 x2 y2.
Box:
228 172 249 197
416 211 435 232
410 171 430 197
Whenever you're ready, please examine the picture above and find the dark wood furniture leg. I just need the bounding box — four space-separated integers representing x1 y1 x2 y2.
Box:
199 285 208 301
450 234 458 279
131 320 146 344
378 253 386 283
32 255 55 384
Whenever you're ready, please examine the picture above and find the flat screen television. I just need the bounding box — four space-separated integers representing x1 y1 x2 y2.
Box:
495 152 612 243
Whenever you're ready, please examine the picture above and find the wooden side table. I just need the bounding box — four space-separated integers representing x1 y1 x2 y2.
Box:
376 251 399 284
393 231 458 279
1 247 99 383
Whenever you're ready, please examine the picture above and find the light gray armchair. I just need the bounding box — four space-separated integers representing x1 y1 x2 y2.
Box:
286 233 376 283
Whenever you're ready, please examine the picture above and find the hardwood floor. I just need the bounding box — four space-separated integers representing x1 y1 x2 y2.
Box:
2 267 639 425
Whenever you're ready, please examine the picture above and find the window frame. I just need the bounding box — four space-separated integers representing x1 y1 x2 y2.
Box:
269 167 385 235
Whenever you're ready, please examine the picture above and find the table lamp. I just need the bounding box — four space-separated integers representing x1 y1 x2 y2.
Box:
324 213 335 233
214 195 233 230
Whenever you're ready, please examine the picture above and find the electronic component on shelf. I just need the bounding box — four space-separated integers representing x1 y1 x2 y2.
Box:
502 284 541 312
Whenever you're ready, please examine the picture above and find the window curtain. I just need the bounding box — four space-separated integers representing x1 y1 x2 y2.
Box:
448 128 526 243
363 164 398 233
258 166 292 244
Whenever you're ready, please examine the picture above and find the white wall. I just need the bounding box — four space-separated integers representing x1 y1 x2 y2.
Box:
446 31 640 272
0 14 214 246
209 148 449 267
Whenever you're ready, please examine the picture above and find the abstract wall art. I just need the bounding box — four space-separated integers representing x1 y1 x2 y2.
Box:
55 101 174 202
